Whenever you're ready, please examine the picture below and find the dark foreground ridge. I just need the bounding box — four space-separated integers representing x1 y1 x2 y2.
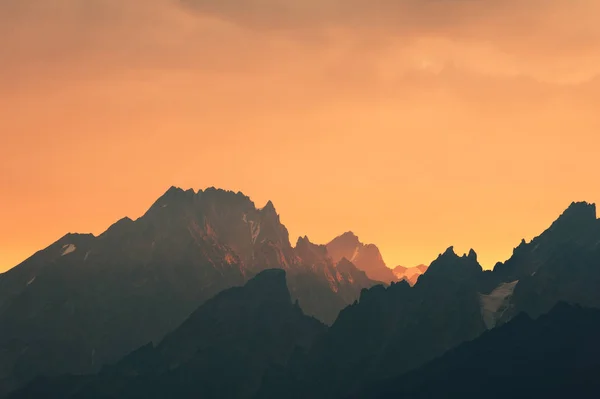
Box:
9 269 326 399
352 302 600 399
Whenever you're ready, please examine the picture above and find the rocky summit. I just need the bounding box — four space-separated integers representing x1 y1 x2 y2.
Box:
0 187 377 396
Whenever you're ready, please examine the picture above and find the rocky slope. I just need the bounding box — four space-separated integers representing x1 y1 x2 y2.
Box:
354 303 600 399
492 201 600 324
0 187 376 396
8 269 327 399
256 247 489 399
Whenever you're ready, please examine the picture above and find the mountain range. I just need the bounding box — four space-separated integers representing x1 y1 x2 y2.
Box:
0 187 380 395
324 232 429 286
392 264 428 285
2 187 600 398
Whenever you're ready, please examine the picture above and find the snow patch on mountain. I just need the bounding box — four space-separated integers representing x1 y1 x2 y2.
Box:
61 244 76 256
480 280 519 329
249 220 261 244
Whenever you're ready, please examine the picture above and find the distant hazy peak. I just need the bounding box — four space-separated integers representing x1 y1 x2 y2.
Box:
295 236 329 260
327 231 374 253
392 263 429 286
295 235 324 249
338 231 360 241
326 231 396 283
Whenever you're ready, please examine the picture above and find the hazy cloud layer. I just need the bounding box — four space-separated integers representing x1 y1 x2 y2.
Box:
180 0 600 79
1 0 600 85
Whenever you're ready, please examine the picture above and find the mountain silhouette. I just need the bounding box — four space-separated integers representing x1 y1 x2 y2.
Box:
4 195 600 398
326 232 396 283
490 201 600 324
255 247 489 398
257 201 600 398
392 264 428 285
8 269 326 399
0 187 375 395
352 302 600 399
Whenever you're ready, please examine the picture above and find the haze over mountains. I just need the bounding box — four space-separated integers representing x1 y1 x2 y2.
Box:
392 264 428 285
0 187 383 394
325 232 429 285
2 187 600 398
326 232 396 283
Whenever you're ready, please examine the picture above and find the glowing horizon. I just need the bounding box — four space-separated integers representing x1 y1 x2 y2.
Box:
2 0 600 272
0 184 594 272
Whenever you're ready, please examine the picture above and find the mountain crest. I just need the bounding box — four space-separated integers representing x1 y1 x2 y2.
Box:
260 200 277 214
552 201 597 227
443 246 457 257
425 246 482 280
295 236 329 263
147 186 196 213
467 248 478 261
339 231 360 244
296 235 312 246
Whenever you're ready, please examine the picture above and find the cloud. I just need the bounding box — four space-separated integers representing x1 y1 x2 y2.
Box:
179 0 600 83
179 0 598 42
1 0 599 95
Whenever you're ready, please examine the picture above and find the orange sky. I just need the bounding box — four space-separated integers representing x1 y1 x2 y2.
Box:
2 0 600 272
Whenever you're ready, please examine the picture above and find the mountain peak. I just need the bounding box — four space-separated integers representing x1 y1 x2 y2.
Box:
148 186 195 212
339 231 360 243
199 187 253 204
425 246 482 280
326 231 395 283
443 246 457 257
296 235 311 246
165 185 184 195
467 249 477 261
341 231 358 238
166 186 195 196
568 200 596 212
261 200 277 213
553 201 597 226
